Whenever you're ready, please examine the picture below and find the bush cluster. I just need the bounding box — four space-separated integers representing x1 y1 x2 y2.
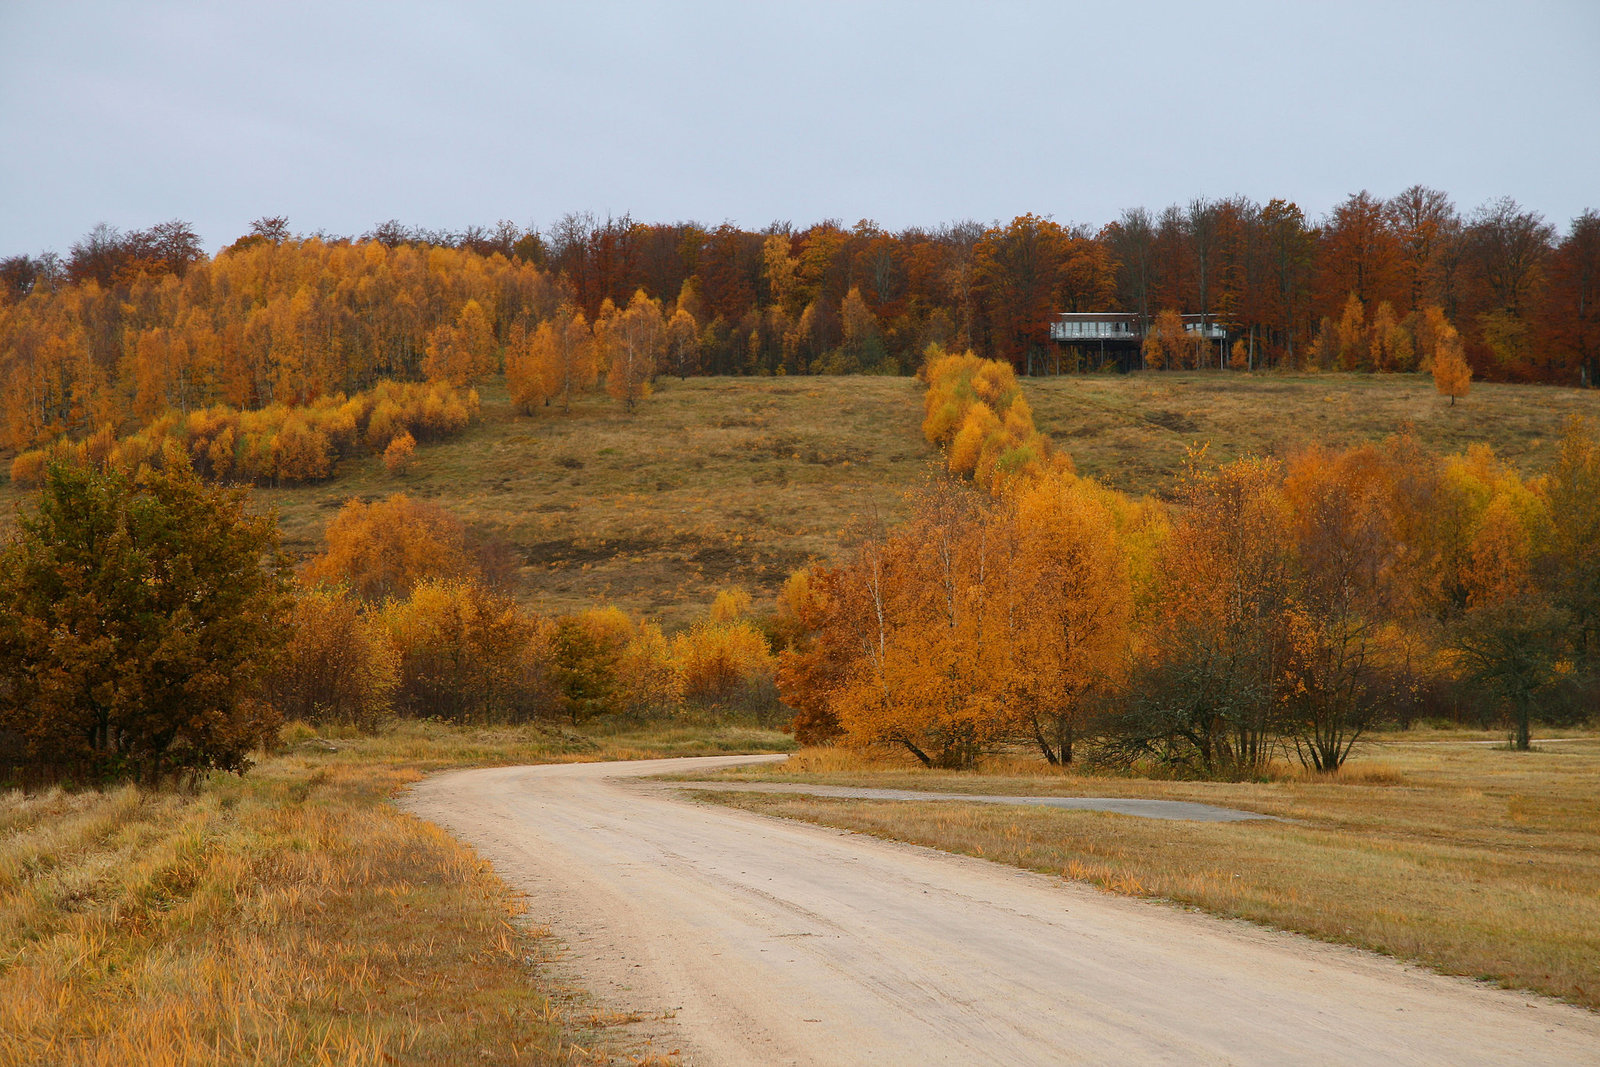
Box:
786 388 1600 773
920 347 1062 489
278 496 782 728
10 380 477 488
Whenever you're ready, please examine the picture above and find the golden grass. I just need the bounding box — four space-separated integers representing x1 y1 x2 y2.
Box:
250 377 934 628
1025 372 1600 499
0 720 793 1066
687 732 1600 1011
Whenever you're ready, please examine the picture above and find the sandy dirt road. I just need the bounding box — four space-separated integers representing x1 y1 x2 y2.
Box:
402 756 1600 1066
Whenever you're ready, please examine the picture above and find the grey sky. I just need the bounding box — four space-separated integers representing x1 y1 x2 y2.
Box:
2 0 1596 256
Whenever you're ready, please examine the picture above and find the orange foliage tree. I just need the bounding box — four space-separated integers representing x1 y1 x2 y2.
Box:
300 494 488 601
267 586 398 729
1432 330 1472 405
1140 309 1187 369
423 298 498 386
507 304 593 414
601 289 663 413
1001 471 1134 763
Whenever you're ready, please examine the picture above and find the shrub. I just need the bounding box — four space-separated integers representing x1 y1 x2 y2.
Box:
0 461 291 784
7 382 479 488
378 579 551 723
8 450 46 489
671 620 777 707
266 587 397 730
615 620 680 713
270 417 333 483
383 431 416 475
709 587 753 623
546 615 619 723
300 494 484 602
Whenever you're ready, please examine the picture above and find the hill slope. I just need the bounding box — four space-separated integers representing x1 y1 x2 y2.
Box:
6 371 1597 624
1025 372 1600 499
257 376 933 624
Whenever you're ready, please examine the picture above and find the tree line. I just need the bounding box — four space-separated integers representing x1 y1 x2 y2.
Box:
2 191 1595 449
776 354 1600 772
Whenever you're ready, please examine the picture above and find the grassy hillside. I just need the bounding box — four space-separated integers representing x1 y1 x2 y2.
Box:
5 371 1598 623
1027 372 1600 499
256 376 935 626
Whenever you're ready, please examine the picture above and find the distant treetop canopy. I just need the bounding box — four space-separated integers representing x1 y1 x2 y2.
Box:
0 194 1594 453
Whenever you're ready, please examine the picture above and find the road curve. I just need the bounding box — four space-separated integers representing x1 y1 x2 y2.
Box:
402 756 1600 1066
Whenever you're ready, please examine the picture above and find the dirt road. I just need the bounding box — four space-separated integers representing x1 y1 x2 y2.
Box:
403 756 1600 1065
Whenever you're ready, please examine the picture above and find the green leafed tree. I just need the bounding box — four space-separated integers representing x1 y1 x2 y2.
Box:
1452 597 1567 751
0 462 292 784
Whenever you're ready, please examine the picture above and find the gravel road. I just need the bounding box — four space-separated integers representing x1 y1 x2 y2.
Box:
402 755 1600 1066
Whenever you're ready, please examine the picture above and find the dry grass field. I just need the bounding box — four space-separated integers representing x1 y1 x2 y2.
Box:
1027 372 1600 499
4 370 1596 624
0 722 793 1066
685 731 1600 1011
249 371 1600 619
254 376 934 627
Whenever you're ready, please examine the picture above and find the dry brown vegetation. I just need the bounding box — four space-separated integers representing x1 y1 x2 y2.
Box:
0 721 792 1066
687 733 1600 1010
258 376 932 627
1026 372 1600 498
8 370 1592 629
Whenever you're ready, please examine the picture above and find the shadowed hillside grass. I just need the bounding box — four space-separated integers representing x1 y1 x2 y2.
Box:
0 721 793 1066
254 377 932 627
1026 372 1600 499
683 732 1600 1011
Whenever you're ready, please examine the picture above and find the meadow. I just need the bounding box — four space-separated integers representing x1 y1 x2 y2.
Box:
683 731 1600 1011
0 721 794 1066
1024 372 1600 499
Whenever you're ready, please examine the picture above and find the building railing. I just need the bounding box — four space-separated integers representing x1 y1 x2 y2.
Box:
1049 321 1138 340
1050 314 1227 342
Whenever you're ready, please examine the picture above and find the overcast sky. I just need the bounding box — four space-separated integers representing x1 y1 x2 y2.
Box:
2 1 1597 256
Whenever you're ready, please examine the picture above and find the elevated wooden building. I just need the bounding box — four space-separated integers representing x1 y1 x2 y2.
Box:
1049 312 1226 371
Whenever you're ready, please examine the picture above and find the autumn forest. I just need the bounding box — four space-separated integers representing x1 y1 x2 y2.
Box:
1 187 1598 784
2 188 1598 458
